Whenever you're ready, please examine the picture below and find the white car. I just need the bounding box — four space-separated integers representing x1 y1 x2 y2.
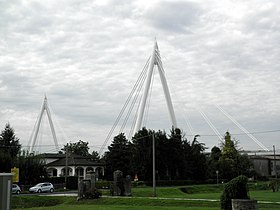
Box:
29 182 54 193
12 184 21 194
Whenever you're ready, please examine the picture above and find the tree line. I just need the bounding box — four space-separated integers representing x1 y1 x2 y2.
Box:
103 127 255 182
0 123 255 184
0 123 47 184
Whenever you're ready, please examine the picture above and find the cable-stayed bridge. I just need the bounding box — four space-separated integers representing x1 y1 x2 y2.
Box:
28 41 275 155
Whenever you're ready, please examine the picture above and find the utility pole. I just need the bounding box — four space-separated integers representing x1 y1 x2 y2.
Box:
152 133 156 197
65 143 68 190
273 145 277 179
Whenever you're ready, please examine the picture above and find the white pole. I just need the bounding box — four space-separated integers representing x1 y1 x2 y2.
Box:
156 54 177 128
29 97 46 153
45 104 59 152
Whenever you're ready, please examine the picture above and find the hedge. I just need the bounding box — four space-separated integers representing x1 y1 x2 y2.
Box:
220 175 249 210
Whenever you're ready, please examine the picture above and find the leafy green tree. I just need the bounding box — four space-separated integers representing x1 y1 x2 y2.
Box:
104 133 132 180
91 150 100 161
0 123 21 172
207 146 222 179
221 175 249 210
62 140 90 157
166 127 185 180
219 132 254 180
189 135 208 180
0 152 12 173
154 130 169 180
130 127 208 181
16 150 48 185
131 128 153 181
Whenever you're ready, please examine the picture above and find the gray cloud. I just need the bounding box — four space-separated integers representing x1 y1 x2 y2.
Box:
145 1 202 33
0 0 279 153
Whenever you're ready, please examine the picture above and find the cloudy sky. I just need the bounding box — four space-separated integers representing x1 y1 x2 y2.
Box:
1 0 280 154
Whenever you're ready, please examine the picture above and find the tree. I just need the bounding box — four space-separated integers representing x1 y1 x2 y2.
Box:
16 150 48 185
131 128 154 181
91 151 100 161
207 146 222 179
166 127 185 180
130 127 208 182
189 135 208 180
62 140 90 157
153 130 169 180
0 123 21 172
221 175 249 210
103 133 132 180
219 132 254 180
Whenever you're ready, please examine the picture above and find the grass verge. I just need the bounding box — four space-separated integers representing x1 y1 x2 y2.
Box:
12 184 280 210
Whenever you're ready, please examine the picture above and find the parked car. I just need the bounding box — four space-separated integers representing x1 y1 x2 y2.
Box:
29 182 54 193
12 184 21 194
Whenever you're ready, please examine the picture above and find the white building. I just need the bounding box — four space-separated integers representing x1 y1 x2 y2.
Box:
42 153 105 180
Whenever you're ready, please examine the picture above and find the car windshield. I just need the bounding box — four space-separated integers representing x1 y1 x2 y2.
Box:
35 183 43 187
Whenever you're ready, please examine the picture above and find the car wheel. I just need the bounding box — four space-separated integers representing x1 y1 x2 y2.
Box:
50 188 54 193
16 190 20 195
38 189 42 193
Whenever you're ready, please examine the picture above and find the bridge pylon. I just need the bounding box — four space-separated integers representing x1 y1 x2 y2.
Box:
28 95 59 153
134 40 177 133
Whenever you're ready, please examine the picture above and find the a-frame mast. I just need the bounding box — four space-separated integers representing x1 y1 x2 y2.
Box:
29 95 59 153
134 41 177 132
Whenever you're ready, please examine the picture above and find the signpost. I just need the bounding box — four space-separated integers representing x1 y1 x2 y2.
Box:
11 167 19 183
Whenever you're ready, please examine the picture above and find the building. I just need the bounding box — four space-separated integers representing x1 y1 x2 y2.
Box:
248 154 280 177
42 153 105 180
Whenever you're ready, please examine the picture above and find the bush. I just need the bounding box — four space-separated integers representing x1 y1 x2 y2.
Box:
220 175 249 210
96 180 112 189
268 179 280 192
66 176 78 190
45 176 65 184
84 188 102 199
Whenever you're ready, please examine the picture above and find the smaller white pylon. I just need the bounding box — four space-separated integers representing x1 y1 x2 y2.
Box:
29 95 59 153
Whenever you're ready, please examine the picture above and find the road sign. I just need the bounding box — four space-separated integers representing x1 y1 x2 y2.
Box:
11 167 19 183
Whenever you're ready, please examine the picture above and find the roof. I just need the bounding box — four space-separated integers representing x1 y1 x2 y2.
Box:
249 155 280 160
41 153 66 159
42 153 89 159
46 155 104 167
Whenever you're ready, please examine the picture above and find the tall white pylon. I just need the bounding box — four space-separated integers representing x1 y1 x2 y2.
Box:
29 95 59 153
134 40 177 132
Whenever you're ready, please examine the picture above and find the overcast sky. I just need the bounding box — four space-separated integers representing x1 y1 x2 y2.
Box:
1 0 280 154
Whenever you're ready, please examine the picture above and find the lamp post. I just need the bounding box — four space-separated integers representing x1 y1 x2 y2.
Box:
152 133 156 197
216 170 219 185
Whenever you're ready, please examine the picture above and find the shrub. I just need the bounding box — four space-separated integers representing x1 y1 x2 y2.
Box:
66 176 78 190
220 175 249 210
96 180 112 189
84 188 102 199
268 179 280 192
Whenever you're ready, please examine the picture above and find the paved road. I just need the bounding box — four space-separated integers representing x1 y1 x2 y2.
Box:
14 191 78 197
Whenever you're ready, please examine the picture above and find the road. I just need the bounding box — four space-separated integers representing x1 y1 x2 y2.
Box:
15 191 78 197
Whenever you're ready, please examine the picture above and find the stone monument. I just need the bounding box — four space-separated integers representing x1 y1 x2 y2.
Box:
111 170 132 196
77 171 101 200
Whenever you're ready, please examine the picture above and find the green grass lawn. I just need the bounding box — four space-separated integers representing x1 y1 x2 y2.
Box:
12 184 280 210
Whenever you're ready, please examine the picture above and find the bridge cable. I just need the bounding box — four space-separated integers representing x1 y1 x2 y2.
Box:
99 57 151 154
143 64 156 127
119 66 148 133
